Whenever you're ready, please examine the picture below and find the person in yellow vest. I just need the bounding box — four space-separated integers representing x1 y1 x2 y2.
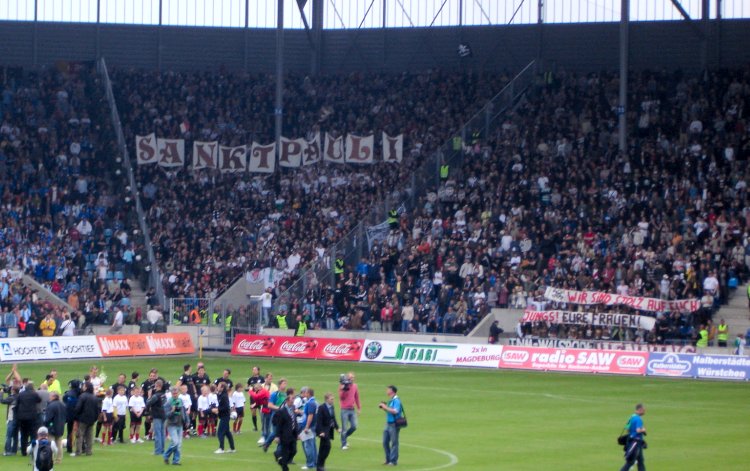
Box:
717 319 729 348
387 210 398 229
276 312 288 329
696 324 709 349
439 164 449 181
334 258 345 282
40 312 57 337
212 312 220 326
224 314 233 345
294 314 307 337
46 369 63 396
200 309 208 325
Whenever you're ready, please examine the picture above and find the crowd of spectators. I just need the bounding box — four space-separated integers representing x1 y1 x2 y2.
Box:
113 69 510 301
4 62 749 347
0 64 145 334
294 67 750 343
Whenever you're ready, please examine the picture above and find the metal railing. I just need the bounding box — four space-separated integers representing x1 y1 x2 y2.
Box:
271 60 537 319
97 57 165 307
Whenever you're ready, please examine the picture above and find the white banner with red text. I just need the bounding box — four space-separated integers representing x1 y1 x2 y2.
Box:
508 337 696 353
522 310 656 331
544 287 700 313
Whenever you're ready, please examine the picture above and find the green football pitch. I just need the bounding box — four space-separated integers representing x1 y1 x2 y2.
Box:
1 356 748 470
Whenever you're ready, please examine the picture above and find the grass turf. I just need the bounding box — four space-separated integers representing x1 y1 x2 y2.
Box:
0 356 748 470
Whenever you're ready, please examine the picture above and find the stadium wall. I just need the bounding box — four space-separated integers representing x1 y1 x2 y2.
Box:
0 20 748 73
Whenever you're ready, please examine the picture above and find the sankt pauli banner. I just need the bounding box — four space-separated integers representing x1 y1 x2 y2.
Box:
544 287 700 313
522 310 656 330
135 131 404 172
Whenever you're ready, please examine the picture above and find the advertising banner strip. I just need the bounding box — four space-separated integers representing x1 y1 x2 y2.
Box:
544 286 700 313
497 346 648 375
0 336 102 362
231 334 364 361
97 333 195 357
522 310 656 330
509 337 696 353
646 352 750 381
359 339 504 369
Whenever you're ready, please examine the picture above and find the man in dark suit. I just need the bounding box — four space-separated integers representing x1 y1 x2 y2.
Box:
73 382 99 456
272 389 297 471
315 392 340 471
44 391 67 464
15 380 41 456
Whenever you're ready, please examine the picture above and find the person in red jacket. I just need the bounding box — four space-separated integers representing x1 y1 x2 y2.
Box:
249 382 270 445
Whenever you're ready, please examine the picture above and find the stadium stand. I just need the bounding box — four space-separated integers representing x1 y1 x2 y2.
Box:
0 64 145 333
3 61 749 348
112 69 510 301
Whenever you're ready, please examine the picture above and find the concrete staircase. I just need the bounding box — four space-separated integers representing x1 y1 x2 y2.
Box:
128 279 149 312
716 285 750 341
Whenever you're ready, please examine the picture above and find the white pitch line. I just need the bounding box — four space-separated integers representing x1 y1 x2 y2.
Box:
102 435 459 470
349 437 459 471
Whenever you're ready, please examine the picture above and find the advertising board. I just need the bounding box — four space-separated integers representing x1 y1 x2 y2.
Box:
0 336 101 361
646 353 750 380
231 334 364 361
497 346 648 375
97 333 195 357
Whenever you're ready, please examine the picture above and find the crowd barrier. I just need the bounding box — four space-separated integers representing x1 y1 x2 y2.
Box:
231 334 748 381
0 333 195 361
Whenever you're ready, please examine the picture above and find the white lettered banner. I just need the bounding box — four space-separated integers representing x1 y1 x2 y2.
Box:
136 133 158 165
279 137 305 168
544 287 700 313
522 310 656 330
248 142 276 173
157 138 185 168
382 132 403 163
302 133 321 166
137 132 403 171
324 133 344 163
345 134 374 164
193 141 218 170
219 145 247 173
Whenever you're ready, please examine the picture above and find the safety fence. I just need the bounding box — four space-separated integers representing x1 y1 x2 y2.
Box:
231 334 750 382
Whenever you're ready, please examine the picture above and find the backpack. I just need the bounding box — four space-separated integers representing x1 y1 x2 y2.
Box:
36 439 53 471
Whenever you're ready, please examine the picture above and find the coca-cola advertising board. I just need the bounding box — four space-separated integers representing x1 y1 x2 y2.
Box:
231 335 364 361
497 346 648 375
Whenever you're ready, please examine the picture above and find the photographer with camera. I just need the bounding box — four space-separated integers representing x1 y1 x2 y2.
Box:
163 386 185 465
620 403 647 471
1 380 20 456
337 372 360 450
379 385 403 466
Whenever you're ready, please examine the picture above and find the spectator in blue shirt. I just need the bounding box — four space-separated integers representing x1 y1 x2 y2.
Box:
620 403 647 471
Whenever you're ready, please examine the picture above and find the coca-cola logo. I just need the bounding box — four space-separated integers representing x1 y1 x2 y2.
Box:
280 341 315 354
237 340 267 352
323 343 352 355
